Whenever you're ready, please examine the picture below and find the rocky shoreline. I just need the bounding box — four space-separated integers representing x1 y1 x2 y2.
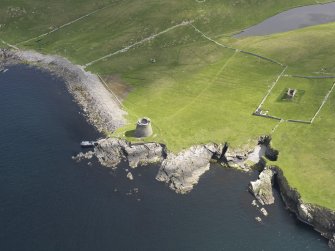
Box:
1 48 334 249
250 166 335 248
73 137 259 194
0 48 126 133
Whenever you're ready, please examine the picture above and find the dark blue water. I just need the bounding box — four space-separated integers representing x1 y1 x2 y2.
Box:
0 65 330 250
235 2 335 37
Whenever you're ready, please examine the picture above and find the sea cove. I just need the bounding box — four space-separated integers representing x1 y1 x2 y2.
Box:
1 0 335 249
0 66 330 251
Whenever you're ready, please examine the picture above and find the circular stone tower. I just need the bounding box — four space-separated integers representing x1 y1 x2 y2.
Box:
135 117 153 138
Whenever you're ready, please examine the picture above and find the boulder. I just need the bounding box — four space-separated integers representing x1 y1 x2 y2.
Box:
126 172 134 181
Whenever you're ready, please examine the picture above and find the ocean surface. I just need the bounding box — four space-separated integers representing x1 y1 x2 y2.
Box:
0 65 330 250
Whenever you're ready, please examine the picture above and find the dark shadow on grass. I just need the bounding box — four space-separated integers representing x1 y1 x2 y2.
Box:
125 130 136 137
277 89 305 103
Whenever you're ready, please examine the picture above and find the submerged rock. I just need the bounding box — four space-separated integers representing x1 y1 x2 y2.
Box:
249 168 275 205
156 143 223 194
255 216 262 223
260 207 268 217
126 172 134 181
252 200 260 208
73 151 94 161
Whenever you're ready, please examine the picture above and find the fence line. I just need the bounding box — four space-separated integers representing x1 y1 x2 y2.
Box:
1 40 19 50
310 82 335 123
255 66 288 112
253 113 282 121
289 75 335 79
15 4 112 46
190 24 285 66
97 74 124 108
239 50 284 66
84 21 192 68
287 119 311 124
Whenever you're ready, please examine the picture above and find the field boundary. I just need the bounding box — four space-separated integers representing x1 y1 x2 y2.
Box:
165 50 238 120
254 78 335 124
15 4 114 46
254 66 288 113
97 74 124 108
310 82 335 123
286 74 335 79
1 40 19 50
191 24 285 66
84 21 193 68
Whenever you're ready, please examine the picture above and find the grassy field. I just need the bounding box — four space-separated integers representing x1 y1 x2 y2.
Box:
1 0 335 209
261 77 333 121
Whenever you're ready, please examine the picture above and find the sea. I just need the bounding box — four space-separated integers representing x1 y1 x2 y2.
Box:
0 65 330 250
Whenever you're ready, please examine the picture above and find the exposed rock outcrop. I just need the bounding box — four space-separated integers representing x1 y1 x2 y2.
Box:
126 172 134 181
88 138 165 168
249 168 275 205
123 142 166 168
3 47 334 247
94 138 127 168
156 143 223 194
330 235 335 249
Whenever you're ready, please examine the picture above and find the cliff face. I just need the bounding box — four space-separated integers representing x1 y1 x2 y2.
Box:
3 47 332 248
249 168 275 205
273 167 335 248
156 143 223 194
75 138 225 194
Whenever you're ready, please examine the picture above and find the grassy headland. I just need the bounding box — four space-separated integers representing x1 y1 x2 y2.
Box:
1 0 334 209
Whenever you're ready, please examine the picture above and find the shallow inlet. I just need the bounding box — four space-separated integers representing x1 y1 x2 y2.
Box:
235 2 335 37
0 65 330 250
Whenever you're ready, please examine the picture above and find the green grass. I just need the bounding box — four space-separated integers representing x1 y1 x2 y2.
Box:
261 77 333 121
1 0 335 210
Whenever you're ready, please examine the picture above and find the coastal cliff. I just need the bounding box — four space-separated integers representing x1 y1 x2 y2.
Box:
274 167 335 249
2 47 334 249
250 166 335 249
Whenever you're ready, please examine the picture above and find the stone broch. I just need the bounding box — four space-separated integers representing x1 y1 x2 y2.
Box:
135 117 153 138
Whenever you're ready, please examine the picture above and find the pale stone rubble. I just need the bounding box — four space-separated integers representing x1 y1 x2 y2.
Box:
249 167 275 205
0 48 127 132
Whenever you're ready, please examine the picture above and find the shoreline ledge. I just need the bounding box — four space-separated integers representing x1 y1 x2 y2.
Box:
1 48 334 249
0 48 127 133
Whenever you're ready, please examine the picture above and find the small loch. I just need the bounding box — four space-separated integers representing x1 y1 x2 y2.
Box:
235 2 335 37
